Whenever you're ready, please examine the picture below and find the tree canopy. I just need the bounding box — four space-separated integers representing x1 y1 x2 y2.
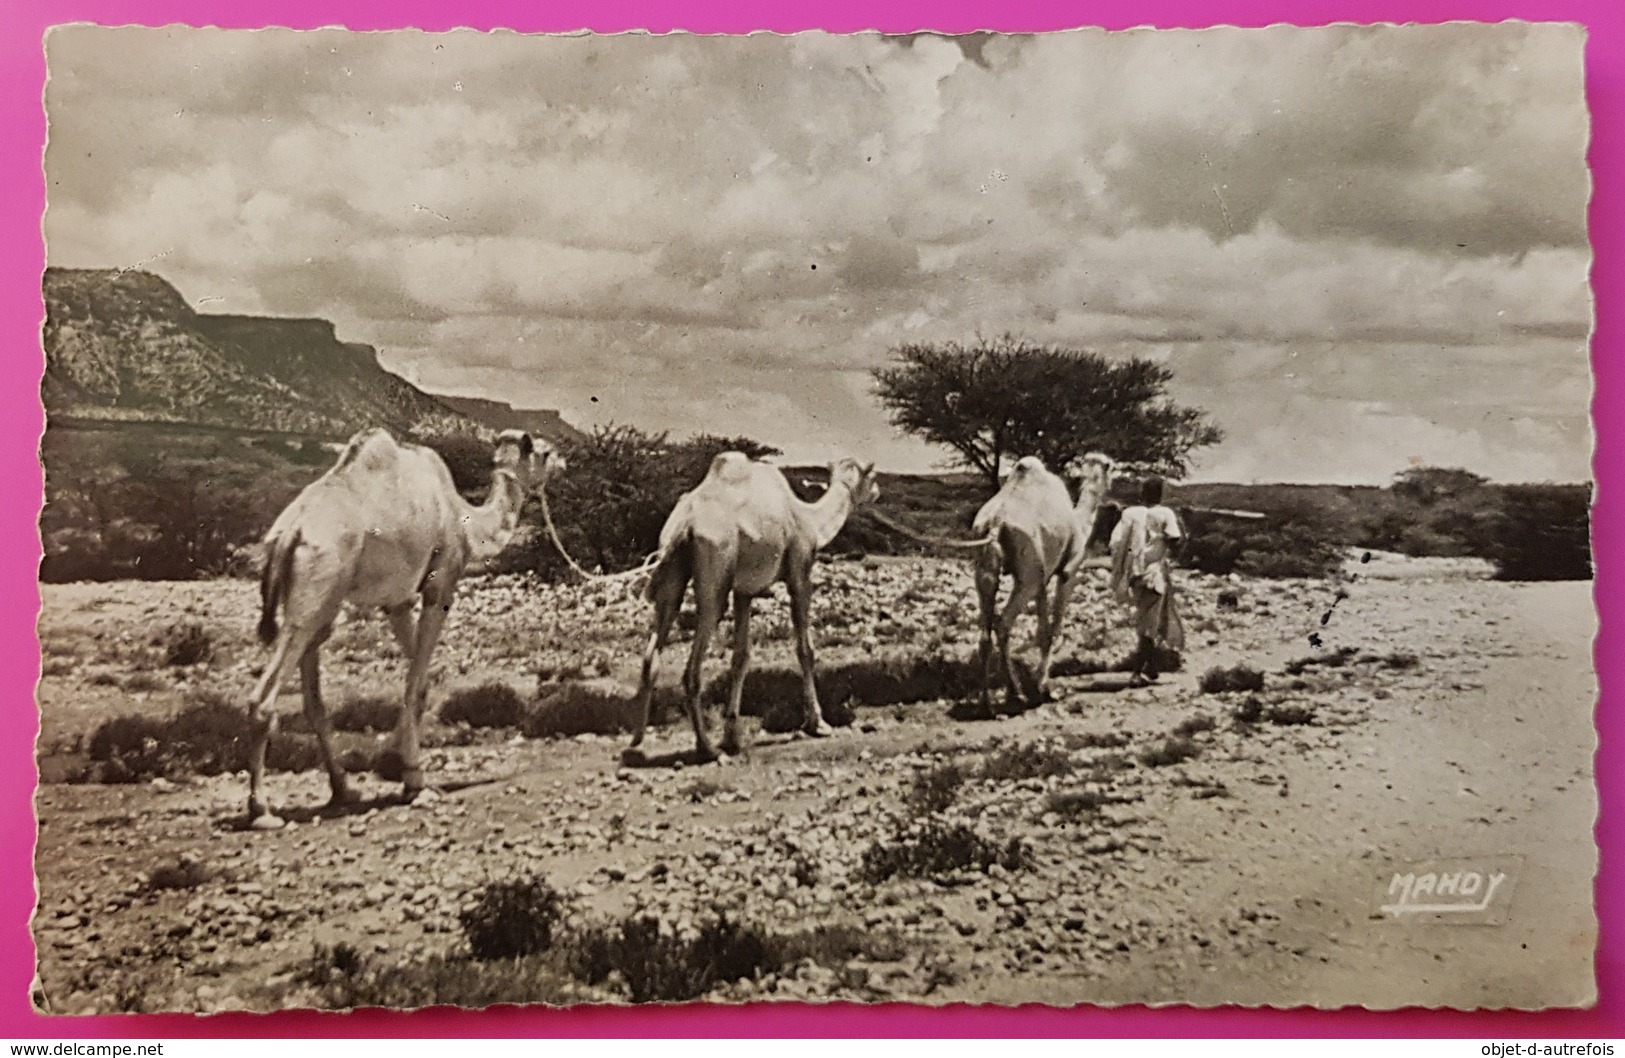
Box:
871 337 1223 486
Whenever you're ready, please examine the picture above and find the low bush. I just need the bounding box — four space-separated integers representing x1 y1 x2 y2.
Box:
1490 483 1591 580
569 914 771 1004
1173 713 1218 737
158 622 215 667
1199 664 1265 694
905 762 968 816
1045 790 1111 819
858 820 1030 883
1139 735 1201 768
80 691 376 783
121 672 165 693
522 681 644 739
330 696 400 734
979 742 1075 783
143 858 212 892
1283 647 1359 675
1264 703 1316 726
439 682 528 729
460 876 566 961
292 943 581 1010
1232 695 1265 725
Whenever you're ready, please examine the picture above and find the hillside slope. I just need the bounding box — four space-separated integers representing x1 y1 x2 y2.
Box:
43 268 578 443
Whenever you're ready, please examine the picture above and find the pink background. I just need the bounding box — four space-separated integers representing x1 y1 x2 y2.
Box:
3 0 1617 1038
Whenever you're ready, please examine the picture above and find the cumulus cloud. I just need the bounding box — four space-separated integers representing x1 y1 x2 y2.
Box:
43 23 1592 482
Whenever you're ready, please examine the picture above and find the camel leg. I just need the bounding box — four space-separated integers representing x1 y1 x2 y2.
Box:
394 595 451 795
681 588 723 763
630 567 687 749
975 547 1002 715
245 627 312 829
1015 577 1051 706
376 601 417 775
298 623 354 808
1037 572 1076 700
385 602 417 657
788 566 831 738
998 573 1043 711
721 592 753 756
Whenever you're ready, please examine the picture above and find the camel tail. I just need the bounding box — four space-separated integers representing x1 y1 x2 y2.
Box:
258 530 301 646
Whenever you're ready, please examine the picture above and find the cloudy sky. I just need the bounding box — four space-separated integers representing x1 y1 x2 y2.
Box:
43 24 1591 483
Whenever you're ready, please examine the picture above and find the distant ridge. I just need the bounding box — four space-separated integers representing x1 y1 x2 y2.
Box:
429 393 587 448
41 267 581 445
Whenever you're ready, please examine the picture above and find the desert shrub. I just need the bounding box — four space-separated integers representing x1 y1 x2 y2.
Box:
439 682 528 729
760 695 856 735
1179 495 1349 580
81 692 364 783
979 742 1075 782
1264 703 1316 726
158 622 214 667
858 820 1030 883
418 433 495 494
39 440 305 583
311 954 583 1011
87 713 168 782
762 924 907 968
1199 664 1265 694
297 942 368 990
1395 524 1471 557
1378 651 1421 671
121 671 165 693
1064 730 1131 750
1232 695 1265 725
460 876 566 961
1048 652 1128 679
1283 647 1359 675
711 653 977 729
525 427 782 581
569 914 771 1004
265 731 328 773
330 696 400 734
1139 735 1201 768
681 778 731 803
1045 790 1114 819
163 697 251 774
522 681 642 739
1491 484 1592 581
144 858 212 892
905 762 968 816
1173 713 1218 737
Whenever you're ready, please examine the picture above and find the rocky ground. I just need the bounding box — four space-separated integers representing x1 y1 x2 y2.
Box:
31 552 1598 1013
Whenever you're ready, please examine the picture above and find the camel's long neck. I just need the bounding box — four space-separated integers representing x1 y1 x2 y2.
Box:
799 481 858 551
462 470 525 557
1074 480 1108 538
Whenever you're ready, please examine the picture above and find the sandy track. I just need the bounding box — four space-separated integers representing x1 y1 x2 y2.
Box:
31 563 1596 1013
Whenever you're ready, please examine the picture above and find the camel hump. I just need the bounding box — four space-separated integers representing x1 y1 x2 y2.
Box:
332 428 398 473
1011 456 1047 477
706 451 756 484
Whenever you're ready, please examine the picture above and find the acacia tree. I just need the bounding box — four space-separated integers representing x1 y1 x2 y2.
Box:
526 426 784 577
871 337 1223 486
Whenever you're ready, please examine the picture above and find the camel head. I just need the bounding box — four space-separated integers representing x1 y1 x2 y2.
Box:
492 429 565 492
829 458 882 508
1075 451 1115 496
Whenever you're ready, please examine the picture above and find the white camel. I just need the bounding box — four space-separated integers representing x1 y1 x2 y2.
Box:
247 427 562 829
972 452 1115 713
628 453 881 761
